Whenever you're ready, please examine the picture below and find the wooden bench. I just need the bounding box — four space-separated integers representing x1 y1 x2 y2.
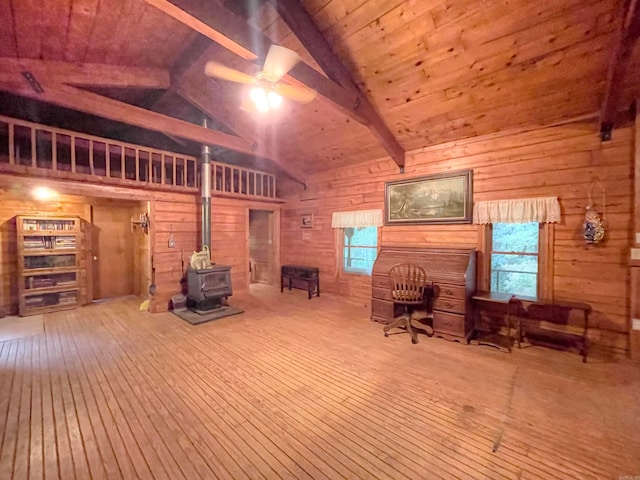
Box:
280 265 319 299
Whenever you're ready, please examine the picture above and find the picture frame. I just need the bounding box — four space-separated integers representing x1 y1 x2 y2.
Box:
300 213 313 229
384 169 473 225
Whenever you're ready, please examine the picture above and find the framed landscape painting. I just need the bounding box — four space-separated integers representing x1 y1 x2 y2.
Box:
384 170 473 225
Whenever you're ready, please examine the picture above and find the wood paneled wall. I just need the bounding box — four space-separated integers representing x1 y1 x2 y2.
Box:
0 176 197 315
211 198 281 294
149 195 283 312
149 196 199 313
0 175 282 315
0 189 89 315
280 122 633 355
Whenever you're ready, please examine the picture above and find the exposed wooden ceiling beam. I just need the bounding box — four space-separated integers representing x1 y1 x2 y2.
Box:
600 0 640 139
0 58 170 89
178 82 255 142
265 0 405 168
143 36 218 146
177 81 307 182
147 35 214 111
148 37 303 179
0 81 305 184
143 0 257 61
142 0 368 124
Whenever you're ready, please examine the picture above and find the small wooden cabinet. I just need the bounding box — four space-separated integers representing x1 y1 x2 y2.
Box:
371 246 476 342
17 216 86 316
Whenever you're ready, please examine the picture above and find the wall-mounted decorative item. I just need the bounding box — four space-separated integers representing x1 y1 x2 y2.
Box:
583 208 604 244
300 213 313 229
583 179 606 245
384 170 473 225
131 212 150 233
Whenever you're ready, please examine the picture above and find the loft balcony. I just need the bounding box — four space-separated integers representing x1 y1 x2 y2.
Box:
0 115 277 200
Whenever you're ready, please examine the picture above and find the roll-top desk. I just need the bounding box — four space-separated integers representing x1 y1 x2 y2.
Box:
371 246 476 342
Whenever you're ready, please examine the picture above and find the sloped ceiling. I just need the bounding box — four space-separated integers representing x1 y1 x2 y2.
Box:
0 0 638 184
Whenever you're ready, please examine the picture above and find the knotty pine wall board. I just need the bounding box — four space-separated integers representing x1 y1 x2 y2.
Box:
149 196 199 313
329 0 613 109
281 122 633 354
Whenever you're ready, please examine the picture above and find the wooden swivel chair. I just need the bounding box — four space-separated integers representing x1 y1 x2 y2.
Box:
383 263 428 344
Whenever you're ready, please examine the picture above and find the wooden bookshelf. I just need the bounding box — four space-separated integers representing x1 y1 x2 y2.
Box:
17 215 86 316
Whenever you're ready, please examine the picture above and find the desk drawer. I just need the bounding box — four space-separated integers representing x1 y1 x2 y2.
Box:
433 311 466 337
434 297 465 314
437 283 466 299
372 275 390 289
371 298 393 319
372 287 392 301
371 299 404 321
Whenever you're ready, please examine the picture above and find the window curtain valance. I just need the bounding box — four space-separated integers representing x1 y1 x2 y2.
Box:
331 209 383 228
473 197 560 224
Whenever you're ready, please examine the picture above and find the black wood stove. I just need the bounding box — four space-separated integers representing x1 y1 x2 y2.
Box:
187 264 232 312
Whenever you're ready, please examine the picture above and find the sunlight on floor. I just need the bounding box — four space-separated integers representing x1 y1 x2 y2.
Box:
0 314 44 341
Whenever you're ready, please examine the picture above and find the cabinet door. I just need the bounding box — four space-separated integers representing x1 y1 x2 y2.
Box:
23 253 78 270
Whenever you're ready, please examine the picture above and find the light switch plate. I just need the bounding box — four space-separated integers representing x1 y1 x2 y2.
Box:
636 232 640 244
633 318 640 331
632 248 640 261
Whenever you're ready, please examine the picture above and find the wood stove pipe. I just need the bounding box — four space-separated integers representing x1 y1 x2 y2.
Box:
201 118 211 250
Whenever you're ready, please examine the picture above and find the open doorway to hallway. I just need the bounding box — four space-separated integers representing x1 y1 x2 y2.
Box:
248 209 278 286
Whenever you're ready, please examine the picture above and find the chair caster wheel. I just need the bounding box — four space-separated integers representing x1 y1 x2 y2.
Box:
384 332 389 337
411 338 418 344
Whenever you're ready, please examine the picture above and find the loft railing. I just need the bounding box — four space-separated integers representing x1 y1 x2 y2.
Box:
0 115 277 200
212 163 276 198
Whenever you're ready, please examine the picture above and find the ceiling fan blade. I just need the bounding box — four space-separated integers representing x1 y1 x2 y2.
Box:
204 61 254 84
262 45 300 82
274 83 316 104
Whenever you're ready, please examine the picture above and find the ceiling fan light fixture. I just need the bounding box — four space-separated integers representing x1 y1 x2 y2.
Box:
250 86 267 104
249 85 282 112
249 86 269 111
267 91 282 108
205 46 315 110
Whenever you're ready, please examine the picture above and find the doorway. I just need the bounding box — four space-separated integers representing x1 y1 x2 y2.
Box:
248 209 277 285
91 202 144 300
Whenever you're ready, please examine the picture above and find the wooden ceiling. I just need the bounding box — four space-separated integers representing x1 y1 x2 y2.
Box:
0 0 639 183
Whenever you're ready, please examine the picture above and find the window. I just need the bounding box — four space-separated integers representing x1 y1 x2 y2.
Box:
490 222 539 296
343 227 378 275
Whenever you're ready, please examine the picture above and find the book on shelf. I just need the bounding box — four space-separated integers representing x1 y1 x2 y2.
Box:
22 219 75 232
32 278 56 288
23 236 76 249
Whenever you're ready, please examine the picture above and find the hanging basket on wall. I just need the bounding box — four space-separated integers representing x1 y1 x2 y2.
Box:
583 207 605 244
583 180 605 245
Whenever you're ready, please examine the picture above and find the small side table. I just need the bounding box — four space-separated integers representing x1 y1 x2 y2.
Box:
471 292 526 352
472 292 591 361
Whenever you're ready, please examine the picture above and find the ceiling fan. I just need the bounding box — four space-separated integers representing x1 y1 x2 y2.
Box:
204 45 316 112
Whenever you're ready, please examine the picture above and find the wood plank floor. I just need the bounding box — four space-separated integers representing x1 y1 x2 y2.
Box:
0 285 639 480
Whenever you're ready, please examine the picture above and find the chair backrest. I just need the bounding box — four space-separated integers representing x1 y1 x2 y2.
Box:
389 263 428 304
